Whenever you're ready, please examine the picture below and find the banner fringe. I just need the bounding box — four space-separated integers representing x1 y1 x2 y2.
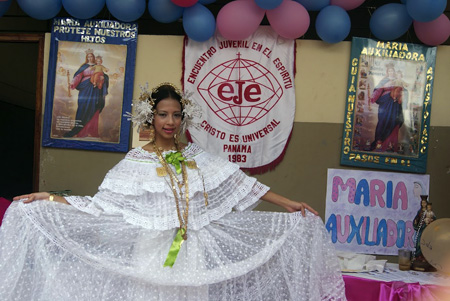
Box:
242 130 292 175
181 35 188 89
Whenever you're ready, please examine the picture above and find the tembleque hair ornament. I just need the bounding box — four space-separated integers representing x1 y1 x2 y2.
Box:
124 82 202 133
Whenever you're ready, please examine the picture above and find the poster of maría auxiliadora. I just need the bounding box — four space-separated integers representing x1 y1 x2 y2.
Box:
340 37 436 173
42 18 137 152
325 169 429 255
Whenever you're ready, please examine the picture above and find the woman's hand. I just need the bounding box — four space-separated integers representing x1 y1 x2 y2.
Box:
13 192 68 204
13 192 51 203
261 191 319 217
283 200 319 216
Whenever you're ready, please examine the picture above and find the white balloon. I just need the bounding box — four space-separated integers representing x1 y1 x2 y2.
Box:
421 218 450 274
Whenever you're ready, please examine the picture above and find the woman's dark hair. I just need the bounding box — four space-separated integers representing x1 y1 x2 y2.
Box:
151 84 182 108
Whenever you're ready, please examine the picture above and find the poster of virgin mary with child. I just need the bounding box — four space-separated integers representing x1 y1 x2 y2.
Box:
42 18 137 152
340 37 436 173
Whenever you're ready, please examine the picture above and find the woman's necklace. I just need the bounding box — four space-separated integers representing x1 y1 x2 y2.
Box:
153 140 192 268
153 140 189 239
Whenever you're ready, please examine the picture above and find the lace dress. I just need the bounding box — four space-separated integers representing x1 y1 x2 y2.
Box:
0 143 346 300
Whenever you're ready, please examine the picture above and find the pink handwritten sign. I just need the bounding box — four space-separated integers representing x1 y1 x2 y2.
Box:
325 168 429 255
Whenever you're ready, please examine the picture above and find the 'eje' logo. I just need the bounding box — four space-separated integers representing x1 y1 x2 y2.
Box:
198 56 283 126
217 81 261 105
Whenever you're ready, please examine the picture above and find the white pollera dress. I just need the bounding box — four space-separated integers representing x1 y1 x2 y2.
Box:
0 143 346 300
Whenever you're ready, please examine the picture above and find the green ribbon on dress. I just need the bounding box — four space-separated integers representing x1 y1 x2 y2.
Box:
165 152 186 174
163 228 186 267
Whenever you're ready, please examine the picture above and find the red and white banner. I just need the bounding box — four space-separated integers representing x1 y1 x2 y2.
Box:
183 27 296 173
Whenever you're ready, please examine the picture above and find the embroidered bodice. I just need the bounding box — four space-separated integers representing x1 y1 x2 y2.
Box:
67 143 269 231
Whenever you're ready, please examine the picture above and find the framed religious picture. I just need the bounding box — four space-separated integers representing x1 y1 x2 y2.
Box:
42 18 138 152
340 37 437 173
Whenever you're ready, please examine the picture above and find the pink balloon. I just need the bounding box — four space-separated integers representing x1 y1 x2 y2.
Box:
217 0 265 40
171 0 197 7
330 0 365 11
266 0 310 39
414 14 450 46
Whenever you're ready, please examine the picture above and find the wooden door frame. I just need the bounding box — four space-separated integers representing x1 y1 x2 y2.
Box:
0 33 45 192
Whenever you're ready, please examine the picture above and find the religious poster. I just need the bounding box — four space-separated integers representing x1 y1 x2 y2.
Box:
183 26 296 174
42 18 137 152
325 168 430 255
340 37 436 173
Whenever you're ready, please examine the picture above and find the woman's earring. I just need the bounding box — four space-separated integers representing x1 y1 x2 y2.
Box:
148 125 155 143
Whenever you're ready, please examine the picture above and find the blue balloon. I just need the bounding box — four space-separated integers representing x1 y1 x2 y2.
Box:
294 0 330 11
255 0 283 10
370 3 412 41
316 5 351 43
63 0 105 19
148 0 184 23
406 0 446 22
17 0 61 20
106 0 145 22
0 0 12 18
198 0 216 4
183 4 215 42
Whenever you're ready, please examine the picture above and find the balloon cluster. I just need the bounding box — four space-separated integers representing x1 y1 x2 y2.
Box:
149 0 216 42
16 0 147 22
370 0 450 46
11 0 450 45
217 0 355 43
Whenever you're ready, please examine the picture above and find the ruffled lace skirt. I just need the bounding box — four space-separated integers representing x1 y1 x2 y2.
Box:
0 201 346 300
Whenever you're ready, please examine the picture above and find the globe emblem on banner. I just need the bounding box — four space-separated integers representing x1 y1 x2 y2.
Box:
197 55 283 126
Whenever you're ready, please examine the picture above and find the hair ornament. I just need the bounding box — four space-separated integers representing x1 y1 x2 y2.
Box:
180 90 202 134
124 82 202 133
124 83 155 131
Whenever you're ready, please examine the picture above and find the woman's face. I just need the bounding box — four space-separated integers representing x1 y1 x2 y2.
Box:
87 53 95 64
153 98 182 144
413 183 422 197
387 68 396 79
421 200 428 208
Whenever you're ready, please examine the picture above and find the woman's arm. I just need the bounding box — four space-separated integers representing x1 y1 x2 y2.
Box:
13 192 69 205
261 191 318 216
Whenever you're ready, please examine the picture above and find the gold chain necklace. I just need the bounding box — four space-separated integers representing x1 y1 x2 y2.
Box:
153 141 189 240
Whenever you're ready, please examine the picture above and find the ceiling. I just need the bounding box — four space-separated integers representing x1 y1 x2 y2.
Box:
0 0 449 45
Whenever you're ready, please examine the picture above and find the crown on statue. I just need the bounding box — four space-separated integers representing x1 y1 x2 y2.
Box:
85 48 94 55
385 62 395 69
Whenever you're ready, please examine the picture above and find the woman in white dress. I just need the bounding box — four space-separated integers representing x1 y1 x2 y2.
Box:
1 83 346 300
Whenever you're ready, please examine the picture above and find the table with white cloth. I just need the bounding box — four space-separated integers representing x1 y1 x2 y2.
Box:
343 263 450 300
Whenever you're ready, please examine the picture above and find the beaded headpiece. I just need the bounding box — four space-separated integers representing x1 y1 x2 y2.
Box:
124 82 202 133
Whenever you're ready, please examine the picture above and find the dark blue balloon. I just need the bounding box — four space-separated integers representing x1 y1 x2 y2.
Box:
17 0 62 20
255 0 283 10
407 0 446 22
294 0 330 11
106 0 145 22
370 3 412 41
198 0 216 4
183 4 215 42
316 5 351 43
62 0 105 20
148 0 184 23
0 0 12 18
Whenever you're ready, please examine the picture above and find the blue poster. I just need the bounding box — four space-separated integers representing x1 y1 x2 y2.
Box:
340 37 436 173
42 18 137 152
